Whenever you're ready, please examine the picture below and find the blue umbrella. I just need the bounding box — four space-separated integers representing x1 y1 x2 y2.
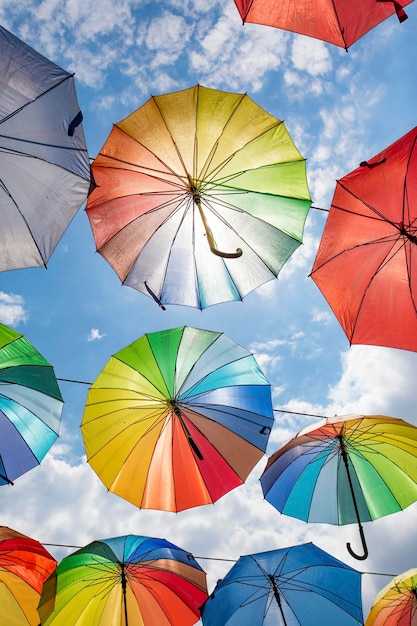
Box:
200 542 363 626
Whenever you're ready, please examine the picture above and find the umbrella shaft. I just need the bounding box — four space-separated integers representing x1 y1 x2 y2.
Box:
121 564 128 626
269 575 288 626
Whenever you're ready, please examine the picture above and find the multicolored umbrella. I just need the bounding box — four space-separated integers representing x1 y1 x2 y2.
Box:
81 326 274 512
0 24 90 271
310 125 417 353
0 322 63 485
200 542 363 625
38 535 208 626
233 0 413 50
260 414 417 560
366 568 417 625
0 526 57 625
86 84 311 309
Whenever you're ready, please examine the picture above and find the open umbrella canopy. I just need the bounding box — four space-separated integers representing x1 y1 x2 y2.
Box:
0 526 57 626
233 0 413 50
86 83 311 309
260 414 417 560
0 322 63 485
366 568 417 625
310 125 417 353
200 542 363 626
81 325 274 512
0 24 90 271
38 535 208 626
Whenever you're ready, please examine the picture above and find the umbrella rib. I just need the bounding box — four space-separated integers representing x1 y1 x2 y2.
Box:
151 94 190 180
92 157 188 191
178 352 258 399
198 95 285 182
0 73 74 125
201 190 304 244
349 238 410 342
335 182 404 229
205 157 307 189
0 144 90 180
110 123 190 186
83 409 168 462
197 90 247 182
183 402 273 432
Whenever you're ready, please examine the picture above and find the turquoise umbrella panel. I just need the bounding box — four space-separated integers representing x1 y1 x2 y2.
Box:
0 323 63 485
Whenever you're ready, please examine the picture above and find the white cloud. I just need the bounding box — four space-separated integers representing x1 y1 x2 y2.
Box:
310 307 333 324
0 292 28 326
87 328 105 342
146 12 193 66
291 37 332 76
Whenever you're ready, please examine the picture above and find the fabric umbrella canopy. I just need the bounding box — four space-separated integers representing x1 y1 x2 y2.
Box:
366 568 417 625
233 0 413 50
0 24 90 271
0 322 63 485
0 526 57 625
38 535 208 626
260 414 417 561
310 125 417 353
81 325 274 512
200 542 363 625
86 83 311 310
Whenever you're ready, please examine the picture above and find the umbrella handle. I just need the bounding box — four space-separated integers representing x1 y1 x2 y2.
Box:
195 197 243 259
338 434 369 560
346 522 369 561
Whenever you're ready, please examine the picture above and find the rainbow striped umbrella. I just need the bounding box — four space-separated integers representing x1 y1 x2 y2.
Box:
81 326 274 512
86 84 311 309
366 568 417 625
38 535 208 626
260 414 417 560
0 323 63 485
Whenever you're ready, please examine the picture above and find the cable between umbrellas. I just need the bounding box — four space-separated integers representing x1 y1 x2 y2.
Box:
39 544 398 577
57 382 330 421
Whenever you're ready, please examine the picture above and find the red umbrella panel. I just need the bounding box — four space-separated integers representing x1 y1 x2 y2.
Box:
233 0 413 50
310 126 417 353
0 526 57 625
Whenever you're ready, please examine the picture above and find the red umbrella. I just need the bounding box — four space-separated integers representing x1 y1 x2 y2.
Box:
310 126 417 352
233 0 413 50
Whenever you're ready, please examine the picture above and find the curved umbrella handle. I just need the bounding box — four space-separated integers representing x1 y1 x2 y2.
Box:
346 521 369 561
338 434 369 561
195 197 243 259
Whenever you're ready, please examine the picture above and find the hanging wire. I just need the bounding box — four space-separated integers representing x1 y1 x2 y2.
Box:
40 542 398 576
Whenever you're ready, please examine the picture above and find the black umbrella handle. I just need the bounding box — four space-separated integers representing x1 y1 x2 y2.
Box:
338 435 369 560
346 522 369 561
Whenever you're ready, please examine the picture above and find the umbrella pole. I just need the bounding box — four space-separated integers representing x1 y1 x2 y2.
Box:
172 404 204 460
192 191 243 259
121 563 129 626
269 574 288 626
338 435 369 560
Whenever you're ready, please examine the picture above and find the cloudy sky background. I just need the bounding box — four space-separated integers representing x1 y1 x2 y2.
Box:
0 0 417 620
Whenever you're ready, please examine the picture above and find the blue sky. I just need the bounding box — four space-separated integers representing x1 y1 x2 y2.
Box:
1 0 417 620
